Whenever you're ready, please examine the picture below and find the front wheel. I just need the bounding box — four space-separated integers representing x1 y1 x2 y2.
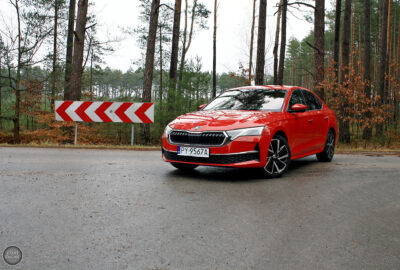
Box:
316 130 335 162
262 135 291 178
171 162 198 171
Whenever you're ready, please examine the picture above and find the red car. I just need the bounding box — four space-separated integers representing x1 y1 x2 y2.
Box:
162 85 338 178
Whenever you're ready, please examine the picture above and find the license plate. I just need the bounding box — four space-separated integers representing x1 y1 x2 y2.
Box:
178 146 210 158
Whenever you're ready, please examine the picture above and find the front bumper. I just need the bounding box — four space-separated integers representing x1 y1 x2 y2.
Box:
162 133 268 168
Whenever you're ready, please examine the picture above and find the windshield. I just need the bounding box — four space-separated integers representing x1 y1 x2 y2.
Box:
203 89 287 111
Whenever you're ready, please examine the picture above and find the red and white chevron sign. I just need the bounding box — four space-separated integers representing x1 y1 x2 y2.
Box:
55 101 154 123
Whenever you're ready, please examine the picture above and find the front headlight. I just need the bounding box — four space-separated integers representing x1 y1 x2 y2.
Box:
226 126 264 140
164 125 173 137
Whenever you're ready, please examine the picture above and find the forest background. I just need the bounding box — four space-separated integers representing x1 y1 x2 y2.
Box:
0 0 399 149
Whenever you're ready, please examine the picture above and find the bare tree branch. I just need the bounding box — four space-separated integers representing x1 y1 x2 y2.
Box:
305 40 324 55
157 3 174 11
85 23 97 31
287 1 315 9
274 1 315 15
83 35 93 70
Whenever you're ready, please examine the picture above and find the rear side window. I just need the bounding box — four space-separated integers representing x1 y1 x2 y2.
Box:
302 90 322 110
288 89 307 109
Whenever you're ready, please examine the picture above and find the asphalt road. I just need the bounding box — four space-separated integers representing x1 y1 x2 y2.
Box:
0 147 399 270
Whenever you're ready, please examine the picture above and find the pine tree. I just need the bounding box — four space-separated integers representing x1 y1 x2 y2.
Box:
255 0 267 85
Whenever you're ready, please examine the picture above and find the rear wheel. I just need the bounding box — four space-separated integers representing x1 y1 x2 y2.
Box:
316 130 335 162
263 135 291 178
171 162 198 171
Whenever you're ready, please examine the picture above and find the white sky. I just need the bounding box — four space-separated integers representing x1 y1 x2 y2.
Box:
1 0 334 74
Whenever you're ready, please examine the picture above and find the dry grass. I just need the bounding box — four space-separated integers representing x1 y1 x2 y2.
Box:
0 142 161 151
336 143 400 154
1 143 399 155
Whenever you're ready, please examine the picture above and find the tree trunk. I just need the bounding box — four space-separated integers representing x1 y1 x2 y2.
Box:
176 0 197 110
176 0 189 106
178 0 197 83
14 0 22 144
212 0 217 97
159 25 163 110
339 0 352 144
89 52 93 100
376 0 389 137
249 0 257 83
363 0 372 139
386 0 392 134
395 18 400 136
333 0 341 81
51 0 59 112
255 0 267 85
64 0 76 100
142 0 160 142
0 49 2 130
167 0 182 117
70 0 89 101
314 0 325 100
168 1 181 85
277 0 287 85
273 0 283 85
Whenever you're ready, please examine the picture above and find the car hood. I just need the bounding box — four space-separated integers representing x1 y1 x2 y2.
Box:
169 110 282 131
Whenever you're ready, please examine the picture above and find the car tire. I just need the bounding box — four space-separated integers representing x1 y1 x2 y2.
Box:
262 135 291 178
316 129 335 162
171 162 198 171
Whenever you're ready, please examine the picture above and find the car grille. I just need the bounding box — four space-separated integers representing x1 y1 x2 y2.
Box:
163 149 259 165
169 131 227 146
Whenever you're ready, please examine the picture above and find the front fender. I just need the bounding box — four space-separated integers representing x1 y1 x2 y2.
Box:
260 121 290 166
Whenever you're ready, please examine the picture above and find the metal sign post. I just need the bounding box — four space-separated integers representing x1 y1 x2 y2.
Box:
131 124 134 146
74 122 78 145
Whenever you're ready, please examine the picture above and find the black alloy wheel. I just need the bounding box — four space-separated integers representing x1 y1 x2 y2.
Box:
263 135 291 178
316 130 335 162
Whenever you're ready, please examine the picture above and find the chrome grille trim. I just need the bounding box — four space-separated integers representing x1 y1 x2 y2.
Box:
168 129 229 147
162 147 258 156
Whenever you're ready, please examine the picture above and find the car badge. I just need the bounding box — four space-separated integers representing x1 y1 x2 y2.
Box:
194 125 200 131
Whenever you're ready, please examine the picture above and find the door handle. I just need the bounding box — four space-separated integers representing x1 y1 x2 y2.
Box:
324 116 329 120
308 119 313 123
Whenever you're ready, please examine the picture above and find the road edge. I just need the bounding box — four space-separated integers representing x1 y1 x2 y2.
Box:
1 144 399 155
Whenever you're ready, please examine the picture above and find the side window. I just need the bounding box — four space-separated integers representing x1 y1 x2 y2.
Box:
302 90 322 110
288 89 306 109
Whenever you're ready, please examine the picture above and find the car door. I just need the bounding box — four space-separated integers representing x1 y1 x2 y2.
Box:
301 89 328 151
285 89 313 157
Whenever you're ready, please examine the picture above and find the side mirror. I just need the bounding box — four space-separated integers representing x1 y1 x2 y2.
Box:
290 104 308 112
199 104 207 110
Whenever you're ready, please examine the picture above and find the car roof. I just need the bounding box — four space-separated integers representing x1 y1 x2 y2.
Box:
227 85 299 91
